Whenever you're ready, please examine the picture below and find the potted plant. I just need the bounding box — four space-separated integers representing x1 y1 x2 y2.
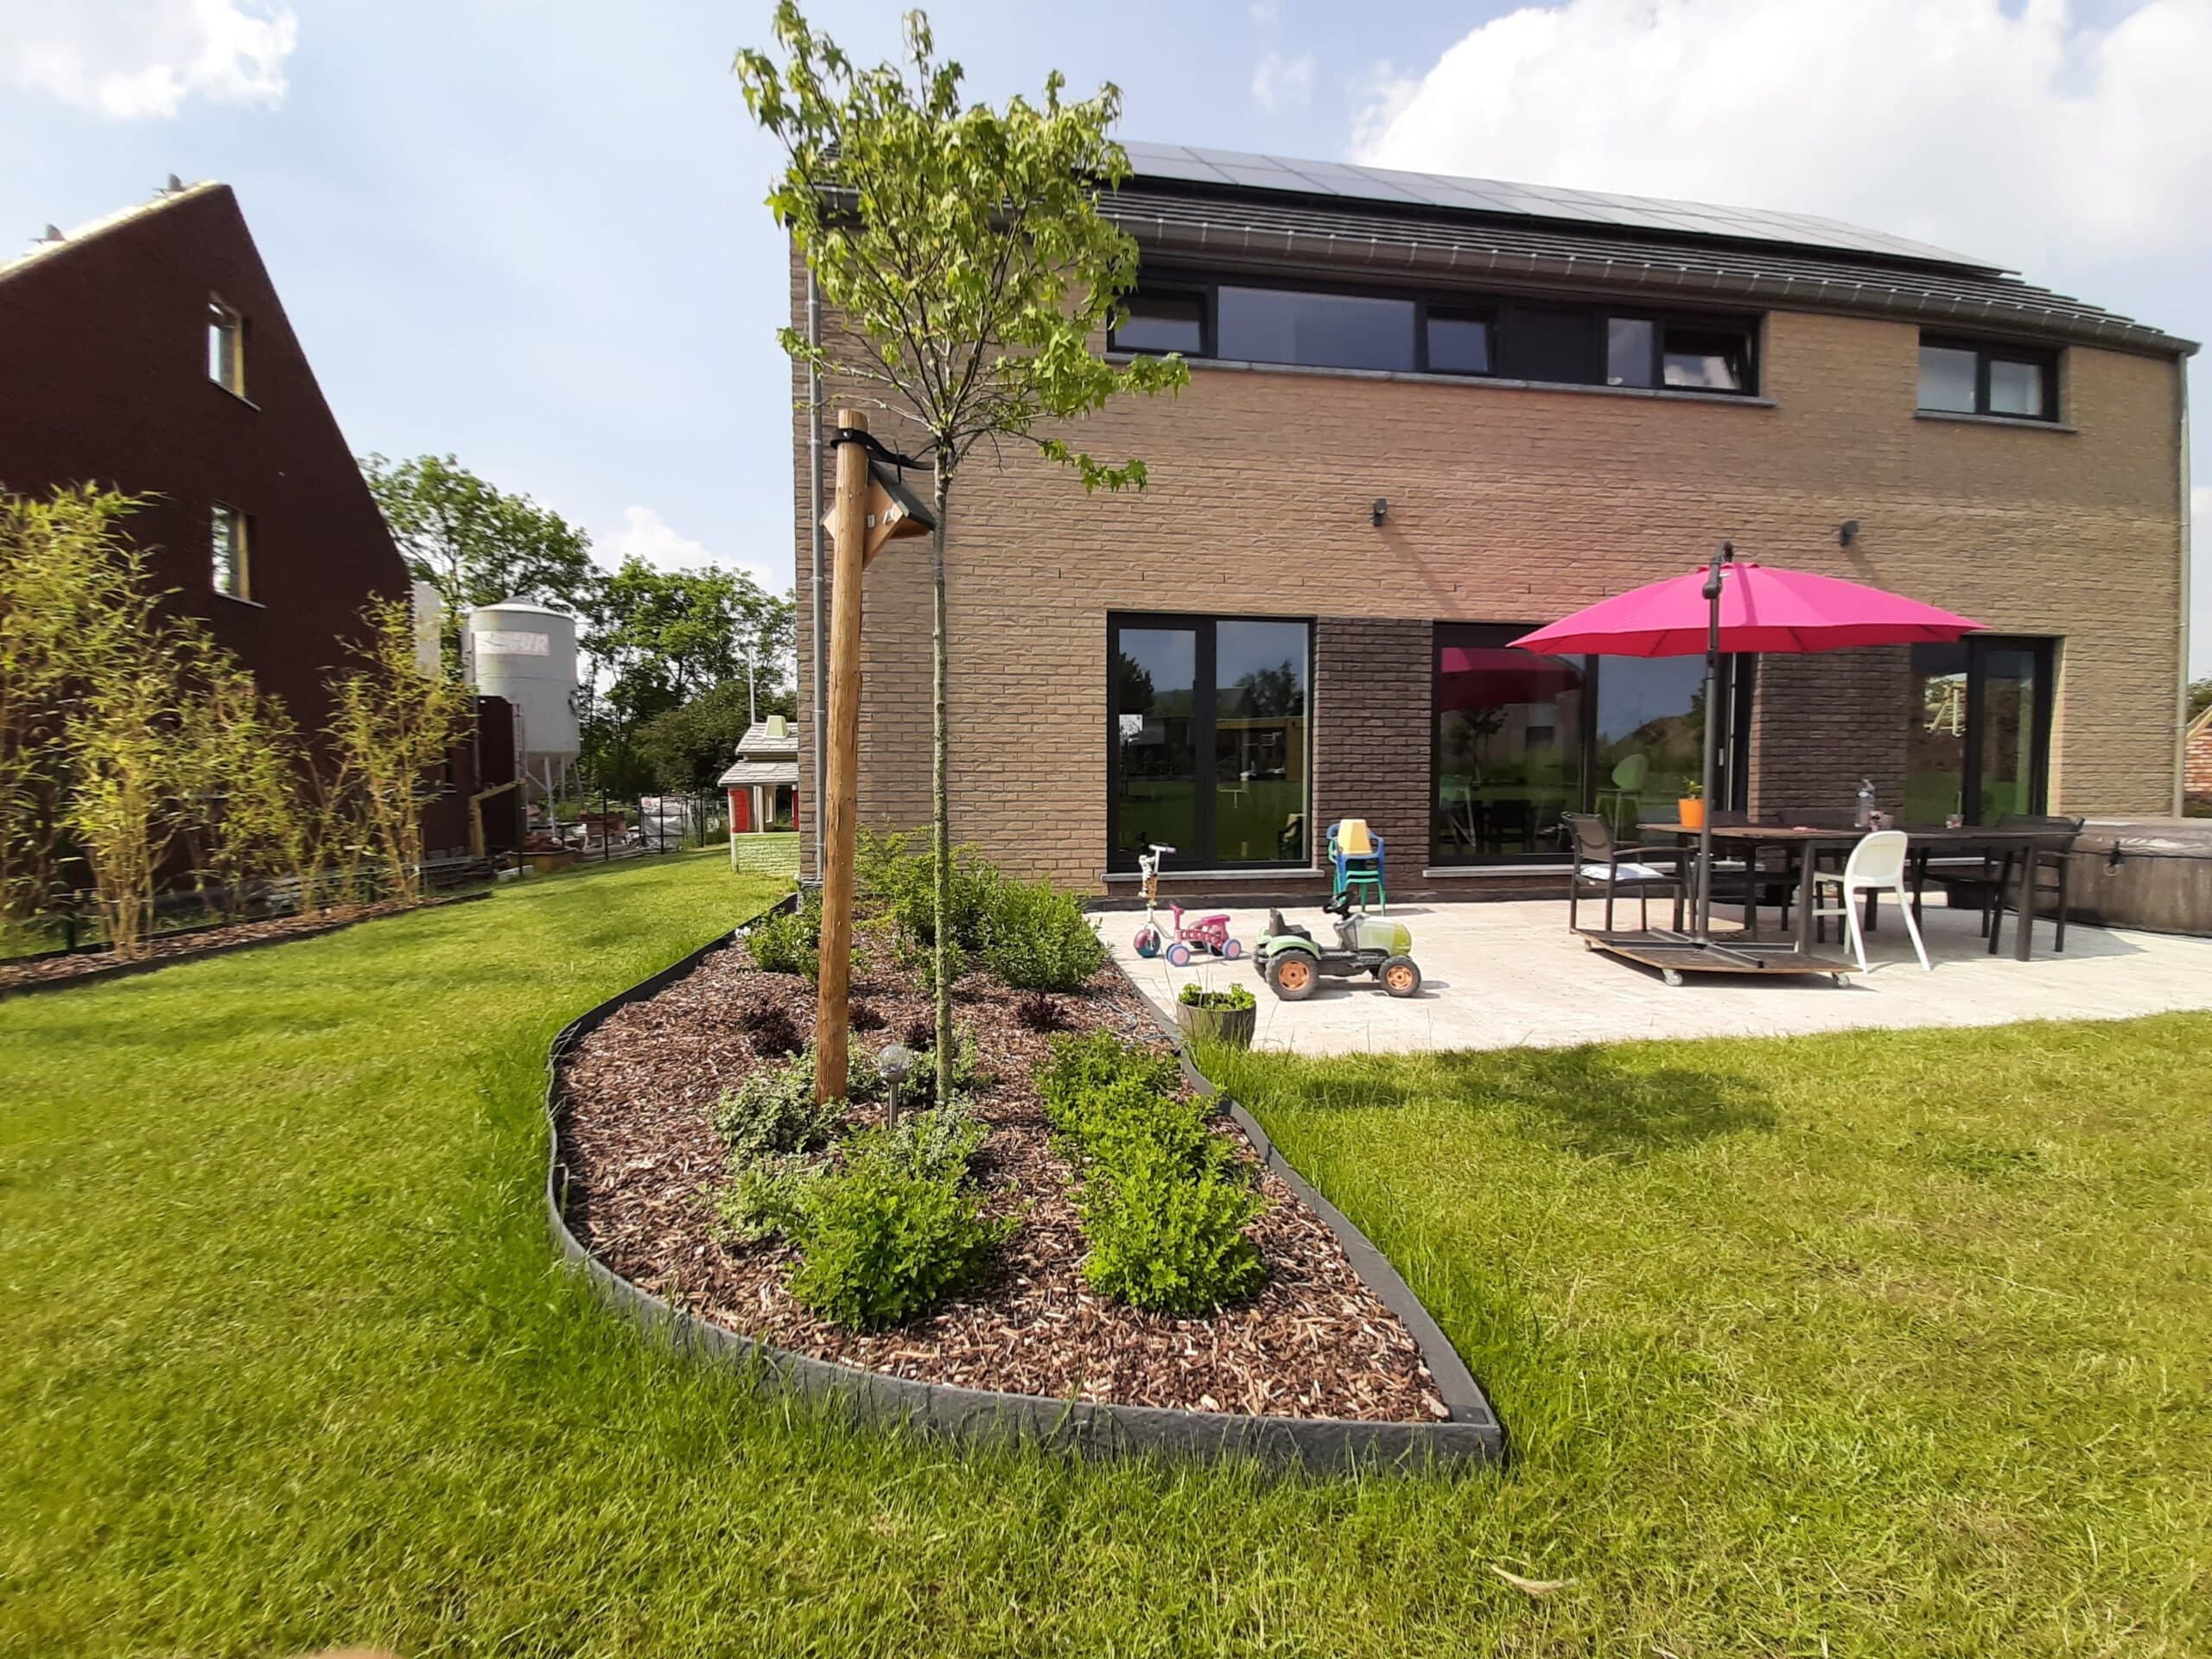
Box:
1676 778 1706 830
1176 981 1257 1049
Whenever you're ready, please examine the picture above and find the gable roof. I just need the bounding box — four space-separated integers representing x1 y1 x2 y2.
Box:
1111 144 2193 358
3 179 226 289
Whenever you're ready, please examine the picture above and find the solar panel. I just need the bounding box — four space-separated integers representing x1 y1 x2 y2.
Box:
1116 142 2000 272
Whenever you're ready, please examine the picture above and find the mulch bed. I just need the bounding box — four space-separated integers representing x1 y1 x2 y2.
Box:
557 924 1446 1422
0 899 434 994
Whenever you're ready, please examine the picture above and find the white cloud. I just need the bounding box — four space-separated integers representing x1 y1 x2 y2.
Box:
602 505 772 588
1249 2 1278 23
3 0 296 119
1252 49 1316 113
1351 0 2212 270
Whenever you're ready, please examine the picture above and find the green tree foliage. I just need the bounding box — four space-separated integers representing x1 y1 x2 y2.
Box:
2189 677 2210 721
634 681 798 793
359 453 594 645
738 4 1191 1104
325 597 473 906
577 557 794 792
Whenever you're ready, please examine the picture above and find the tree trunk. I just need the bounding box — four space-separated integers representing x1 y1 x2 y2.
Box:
931 463 954 1108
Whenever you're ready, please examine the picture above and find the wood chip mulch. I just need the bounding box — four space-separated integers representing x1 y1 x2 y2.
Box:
556 925 1447 1422
0 899 428 993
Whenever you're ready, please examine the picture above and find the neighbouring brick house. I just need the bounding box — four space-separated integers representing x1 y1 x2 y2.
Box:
2187 705 2212 810
791 145 2195 896
0 180 516 867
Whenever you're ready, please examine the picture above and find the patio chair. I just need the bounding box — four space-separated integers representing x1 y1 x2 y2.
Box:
1810 830 1929 973
1595 753 1649 834
1326 819 1386 911
1563 812 1684 933
1924 814 2083 952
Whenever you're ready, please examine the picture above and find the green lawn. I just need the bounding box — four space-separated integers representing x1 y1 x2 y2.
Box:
3 854 2207 1656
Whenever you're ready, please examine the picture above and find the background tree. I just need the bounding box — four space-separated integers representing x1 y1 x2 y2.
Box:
636 680 798 794
739 3 1189 1103
577 556 793 793
360 454 594 648
2190 676 2211 721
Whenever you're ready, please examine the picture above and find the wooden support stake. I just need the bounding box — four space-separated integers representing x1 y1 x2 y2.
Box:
815 410 871 1102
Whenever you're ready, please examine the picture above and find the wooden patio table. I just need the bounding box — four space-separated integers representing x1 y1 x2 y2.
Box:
1641 822 2079 963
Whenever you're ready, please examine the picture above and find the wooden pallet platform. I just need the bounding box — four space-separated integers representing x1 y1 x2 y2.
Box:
1579 929 1857 988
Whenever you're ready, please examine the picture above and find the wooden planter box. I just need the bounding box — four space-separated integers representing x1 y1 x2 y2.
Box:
1177 1001 1257 1049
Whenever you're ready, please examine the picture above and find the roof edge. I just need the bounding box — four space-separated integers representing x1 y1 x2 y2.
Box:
1 180 228 288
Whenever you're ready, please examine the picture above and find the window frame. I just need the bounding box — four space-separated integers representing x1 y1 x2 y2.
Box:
211 502 251 601
1917 334 2061 423
1908 635 2057 823
1427 622 1753 867
1110 267 1758 395
207 297 247 398
1105 610 1315 874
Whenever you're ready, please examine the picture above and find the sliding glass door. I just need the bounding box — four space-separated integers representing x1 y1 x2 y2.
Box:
1431 623 1747 863
1109 614 1311 871
1906 637 2054 823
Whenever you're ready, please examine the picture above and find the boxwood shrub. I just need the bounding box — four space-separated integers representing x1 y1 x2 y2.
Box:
786 1128 1011 1329
1076 1137 1266 1316
982 880 1107 992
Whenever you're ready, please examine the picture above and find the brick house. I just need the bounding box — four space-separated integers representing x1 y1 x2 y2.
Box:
790 145 2195 896
2187 705 2212 810
0 180 517 866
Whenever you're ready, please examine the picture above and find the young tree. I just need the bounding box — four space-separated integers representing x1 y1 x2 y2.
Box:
360 454 594 647
326 596 472 906
738 4 1188 1103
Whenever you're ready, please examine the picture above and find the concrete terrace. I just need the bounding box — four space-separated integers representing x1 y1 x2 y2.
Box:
1109 898 2212 1055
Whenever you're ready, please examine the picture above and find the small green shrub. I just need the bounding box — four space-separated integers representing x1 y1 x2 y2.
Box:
899 933 968 999
1075 1082 1231 1179
878 1096 988 1182
1177 982 1255 1009
747 892 821 976
983 880 1108 992
1038 1031 1181 1137
1077 1137 1267 1315
713 1152 823 1244
711 1050 848 1163
864 830 1002 952
787 1135 1012 1329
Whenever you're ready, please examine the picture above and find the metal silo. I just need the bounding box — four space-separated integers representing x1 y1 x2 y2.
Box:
467 599 580 812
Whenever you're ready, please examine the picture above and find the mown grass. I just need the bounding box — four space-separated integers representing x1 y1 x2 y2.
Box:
3 852 2207 1656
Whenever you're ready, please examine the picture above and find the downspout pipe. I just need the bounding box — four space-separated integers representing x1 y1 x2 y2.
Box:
807 267 826 880
2177 360 2193 817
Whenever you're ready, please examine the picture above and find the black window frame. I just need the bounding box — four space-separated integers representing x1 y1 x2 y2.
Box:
1428 622 1754 867
1909 635 2057 823
1106 610 1315 874
1109 267 1758 396
1917 334 2061 423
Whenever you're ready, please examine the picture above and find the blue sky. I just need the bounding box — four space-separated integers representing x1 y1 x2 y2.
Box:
3 0 2207 674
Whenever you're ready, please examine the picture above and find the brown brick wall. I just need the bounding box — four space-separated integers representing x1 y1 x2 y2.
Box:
791 245 2187 889
1313 618 1432 868
1748 647 1912 816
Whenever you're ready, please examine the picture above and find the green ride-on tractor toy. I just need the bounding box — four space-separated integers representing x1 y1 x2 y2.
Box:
1255 892 1422 1001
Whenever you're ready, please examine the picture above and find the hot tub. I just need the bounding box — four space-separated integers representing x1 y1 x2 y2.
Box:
2064 819 2212 937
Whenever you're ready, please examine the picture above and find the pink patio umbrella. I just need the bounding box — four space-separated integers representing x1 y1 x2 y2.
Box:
1511 546 1983 947
1437 645 1583 711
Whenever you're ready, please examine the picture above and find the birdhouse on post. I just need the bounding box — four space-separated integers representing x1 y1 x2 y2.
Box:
815 410 933 1103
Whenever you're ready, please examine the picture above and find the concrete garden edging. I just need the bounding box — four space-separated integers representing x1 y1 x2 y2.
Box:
543 899 1505 1471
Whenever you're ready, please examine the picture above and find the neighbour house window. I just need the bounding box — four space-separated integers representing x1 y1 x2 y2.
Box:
1114 272 1758 395
208 299 245 397
1906 637 2055 823
211 505 250 601
1109 613 1310 871
1431 625 1748 865
1917 335 2058 422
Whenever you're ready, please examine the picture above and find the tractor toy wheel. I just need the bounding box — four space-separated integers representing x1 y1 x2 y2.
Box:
1268 952 1318 1001
1220 938 1243 961
1134 925 1162 957
1380 955 1422 998
1165 941 1192 968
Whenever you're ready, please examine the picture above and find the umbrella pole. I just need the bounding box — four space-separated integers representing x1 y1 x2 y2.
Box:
1694 542 1733 942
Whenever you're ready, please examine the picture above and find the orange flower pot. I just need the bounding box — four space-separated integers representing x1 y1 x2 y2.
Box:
1676 798 1707 829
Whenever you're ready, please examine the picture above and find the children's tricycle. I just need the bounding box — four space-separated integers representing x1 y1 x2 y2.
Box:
1254 892 1421 1001
1131 842 1243 967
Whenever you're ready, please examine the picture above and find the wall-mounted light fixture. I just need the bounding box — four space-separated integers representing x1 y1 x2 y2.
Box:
1371 498 1389 527
1839 519 1861 548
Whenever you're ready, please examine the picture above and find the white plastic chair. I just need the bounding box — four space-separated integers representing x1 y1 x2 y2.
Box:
1812 830 1930 973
